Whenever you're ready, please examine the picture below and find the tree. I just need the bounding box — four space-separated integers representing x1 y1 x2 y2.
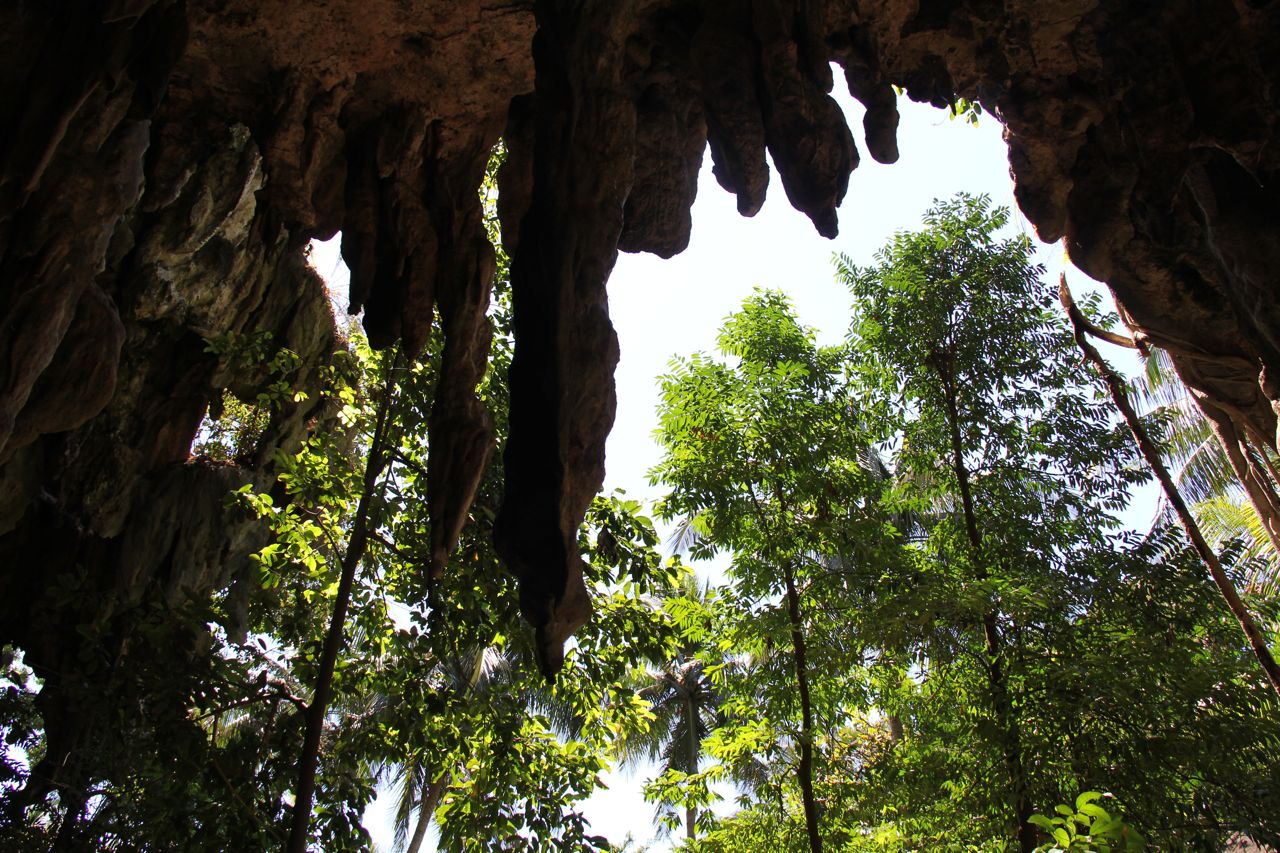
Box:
1059 277 1280 693
0 145 683 853
418 493 680 853
830 194 1279 849
652 289 899 853
285 345 399 853
617 573 721 842
655 194 1280 851
839 194 1147 849
1131 345 1280 593
377 645 507 853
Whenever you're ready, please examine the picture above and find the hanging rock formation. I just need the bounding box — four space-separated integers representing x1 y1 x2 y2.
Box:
2 0 1279 716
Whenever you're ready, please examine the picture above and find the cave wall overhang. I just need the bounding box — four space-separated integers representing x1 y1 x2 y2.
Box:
1 0 1279 680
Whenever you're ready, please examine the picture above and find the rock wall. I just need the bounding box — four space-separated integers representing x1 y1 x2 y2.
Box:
2 0 1279 697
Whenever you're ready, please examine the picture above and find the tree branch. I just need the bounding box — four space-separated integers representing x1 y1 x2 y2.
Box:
1079 316 1138 349
1059 273 1280 696
287 360 399 853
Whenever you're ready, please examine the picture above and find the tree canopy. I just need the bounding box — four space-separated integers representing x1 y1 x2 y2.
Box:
647 195 1280 852
4 191 1279 853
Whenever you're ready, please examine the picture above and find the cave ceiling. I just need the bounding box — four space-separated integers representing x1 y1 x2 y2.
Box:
2 0 1279 676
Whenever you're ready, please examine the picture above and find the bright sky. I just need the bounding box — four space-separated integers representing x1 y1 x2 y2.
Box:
314 83 1139 852
603 95 1067 500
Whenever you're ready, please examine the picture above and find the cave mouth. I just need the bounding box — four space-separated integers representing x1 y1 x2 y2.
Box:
4 1 1280 845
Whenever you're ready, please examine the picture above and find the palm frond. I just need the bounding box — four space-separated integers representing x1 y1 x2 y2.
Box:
1129 346 1185 412
667 514 706 557
859 445 894 483
390 761 427 851
524 682 587 739
615 655 716 774
1130 346 1245 513
1167 429 1241 508
1195 495 1280 595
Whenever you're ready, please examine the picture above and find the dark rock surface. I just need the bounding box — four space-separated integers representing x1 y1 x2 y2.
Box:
2 0 1279 728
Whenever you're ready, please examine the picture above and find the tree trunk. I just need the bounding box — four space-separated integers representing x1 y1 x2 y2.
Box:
685 693 698 842
50 796 84 853
887 715 904 741
935 356 1035 853
1244 425 1280 490
1059 274 1280 695
405 772 450 853
286 384 396 853
782 560 823 853
1203 403 1280 561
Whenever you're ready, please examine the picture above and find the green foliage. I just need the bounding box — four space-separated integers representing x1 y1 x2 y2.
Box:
1130 347 1234 508
7 156 1280 853
615 573 723 839
1131 345 1280 594
652 289 901 849
639 194 1280 853
0 141 680 853
947 97 984 126
831 195 1278 851
194 329 311 462
1196 495 1280 593
1029 793 1144 853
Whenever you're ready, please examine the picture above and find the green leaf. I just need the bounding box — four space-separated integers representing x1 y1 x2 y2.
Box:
1075 791 1103 811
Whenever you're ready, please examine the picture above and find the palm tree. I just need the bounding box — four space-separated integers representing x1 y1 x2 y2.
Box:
376 632 595 853
1063 277 1280 693
616 573 721 843
650 446 913 847
1131 345 1280 593
377 645 511 853
385 761 449 853
1195 496 1280 595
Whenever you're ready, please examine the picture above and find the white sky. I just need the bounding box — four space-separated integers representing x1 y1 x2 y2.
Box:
604 95 1065 500
314 85 1144 851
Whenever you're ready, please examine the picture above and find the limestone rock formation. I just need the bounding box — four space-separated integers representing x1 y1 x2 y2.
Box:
2 0 1280 794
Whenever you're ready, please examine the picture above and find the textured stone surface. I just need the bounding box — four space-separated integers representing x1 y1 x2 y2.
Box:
2 1 1280 699
496 2 634 674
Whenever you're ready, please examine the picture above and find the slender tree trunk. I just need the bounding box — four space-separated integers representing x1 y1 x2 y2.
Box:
685 693 698 842
50 796 84 853
1204 405 1280 559
782 560 823 853
935 358 1035 853
1243 434 1280 517
1059 275 1280 695
405 772 450 853
286 384 396 853
1244 425 1280 489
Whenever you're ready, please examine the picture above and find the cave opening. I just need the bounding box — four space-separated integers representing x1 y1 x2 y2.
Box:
4 2 1280 849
